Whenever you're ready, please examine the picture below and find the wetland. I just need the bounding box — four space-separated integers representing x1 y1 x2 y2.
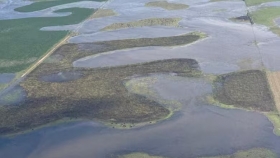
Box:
1 0 280 157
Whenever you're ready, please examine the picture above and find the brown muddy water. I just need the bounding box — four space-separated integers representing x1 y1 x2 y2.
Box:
0 74 279 158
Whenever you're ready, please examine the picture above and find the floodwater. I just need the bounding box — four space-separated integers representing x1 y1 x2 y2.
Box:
0 0 104 20
0 74 280 158
1 0 280 157
0 73 15 84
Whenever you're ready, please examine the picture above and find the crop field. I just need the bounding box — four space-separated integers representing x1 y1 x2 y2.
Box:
15 0 105 12
0 8 94 73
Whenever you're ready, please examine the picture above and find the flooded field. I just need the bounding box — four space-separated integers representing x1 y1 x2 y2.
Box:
1 0 280 157
1 74 280 158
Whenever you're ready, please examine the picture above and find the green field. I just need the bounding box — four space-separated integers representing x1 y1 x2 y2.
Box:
251 7 280 36
15 0 104 12
0 8 94 73
245 0 279 6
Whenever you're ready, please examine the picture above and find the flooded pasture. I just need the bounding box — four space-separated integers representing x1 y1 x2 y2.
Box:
0 74 280 158
1 0 280 157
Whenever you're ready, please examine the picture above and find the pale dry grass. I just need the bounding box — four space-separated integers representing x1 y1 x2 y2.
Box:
266 71 280 112
90 9 116 19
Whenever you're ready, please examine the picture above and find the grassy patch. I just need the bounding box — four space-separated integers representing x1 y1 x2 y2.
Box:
15 0 105 12
213 70 276 112
201 148 277 158
250 7 280 36
0 8 94 73
245 0 279 6
101 18 182 31
266 113 280 136
90 9 116 19
145 1 189 10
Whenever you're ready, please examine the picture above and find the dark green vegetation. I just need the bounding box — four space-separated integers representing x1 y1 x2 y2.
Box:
0 8 94 73
213 70 275 111
15 0 105 12
0 34 203 135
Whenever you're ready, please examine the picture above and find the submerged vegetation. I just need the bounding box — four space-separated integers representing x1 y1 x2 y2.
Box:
0 8 94 73
15 0 105 12
145 1 189 10
250 7 280 36
101 18 182 31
